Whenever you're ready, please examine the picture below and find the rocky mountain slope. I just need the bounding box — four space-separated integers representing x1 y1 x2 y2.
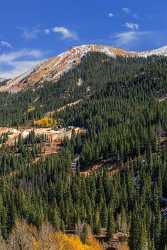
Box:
140 45 167 57
0 44 167 93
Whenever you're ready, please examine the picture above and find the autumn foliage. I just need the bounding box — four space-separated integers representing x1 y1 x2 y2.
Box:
0 220 103 250
34 232 102 250
33 117 56 127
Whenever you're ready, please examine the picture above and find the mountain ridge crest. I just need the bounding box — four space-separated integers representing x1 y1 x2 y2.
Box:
1 44 167 93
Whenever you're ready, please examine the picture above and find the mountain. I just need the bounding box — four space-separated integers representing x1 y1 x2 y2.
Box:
1 44 167 94
0 44 147 93
0 78 9 84
1 43 167 249
1 44 167 128
0 44 138 93
140 45 167 57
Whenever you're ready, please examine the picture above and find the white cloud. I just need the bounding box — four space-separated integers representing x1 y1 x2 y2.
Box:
44 29 51 35
0 49 44 78
52 26 78 40
125 22 139 30
19 27 51 39
24 29 40 40
18 27 41 40
112 31 150 47
0 49 43 63
19 26 78 41
122 8 139 19
108 12 114 18
122 8 131 14
0 60 41 79
0 41 12 49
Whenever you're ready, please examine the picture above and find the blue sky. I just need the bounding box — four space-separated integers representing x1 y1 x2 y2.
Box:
0 0 167 78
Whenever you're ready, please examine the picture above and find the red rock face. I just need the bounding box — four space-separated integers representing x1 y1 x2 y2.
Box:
0 44 141 93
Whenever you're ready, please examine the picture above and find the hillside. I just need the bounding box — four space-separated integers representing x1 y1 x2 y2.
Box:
1 47 167 249
0 45 136 93
1 44 167 94
1 50 167 127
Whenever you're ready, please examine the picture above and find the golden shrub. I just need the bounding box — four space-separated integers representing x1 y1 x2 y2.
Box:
6 220 103 250
33 117 56 127
34 232 102 250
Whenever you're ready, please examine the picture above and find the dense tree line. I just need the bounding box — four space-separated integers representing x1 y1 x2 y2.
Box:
0 54 167 249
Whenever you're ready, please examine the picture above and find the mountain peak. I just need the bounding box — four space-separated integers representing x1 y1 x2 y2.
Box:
0 44 135 93
0 44 167 93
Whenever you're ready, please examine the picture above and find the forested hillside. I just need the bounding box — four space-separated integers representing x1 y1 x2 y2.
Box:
1 53 167 249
